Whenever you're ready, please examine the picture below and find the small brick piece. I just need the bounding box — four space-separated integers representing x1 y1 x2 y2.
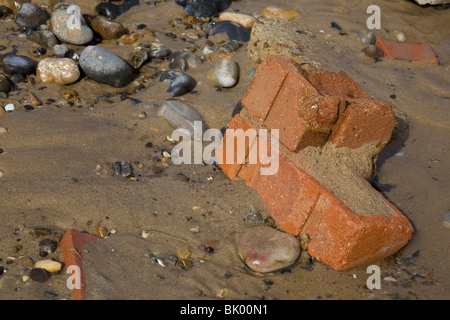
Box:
329 99 396 149
376 39 439 64
61 229 99 300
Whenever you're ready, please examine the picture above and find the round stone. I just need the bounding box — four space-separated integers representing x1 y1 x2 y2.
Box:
37 58 80 85
50 7 93 45
79 46 134 88
238 225 300 273
30 268 49 282
0 74 10 93
208 58 239 88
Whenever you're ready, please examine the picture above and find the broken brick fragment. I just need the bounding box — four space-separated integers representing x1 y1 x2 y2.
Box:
60 229 99 300
375 39 439 64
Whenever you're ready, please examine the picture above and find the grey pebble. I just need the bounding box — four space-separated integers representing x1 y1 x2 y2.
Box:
52 44 69 57
159 70 197 97
15 3 50 28
79 46 134 88
208 57 239 88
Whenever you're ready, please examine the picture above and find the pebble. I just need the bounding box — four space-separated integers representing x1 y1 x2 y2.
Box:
1 53 36 76
4 103 14 112
156 99 206 137
238 225 301 273
30 268 49 282
0 73 10 93
392 29 406 42
79 46 135 88
218 12 257 30
208 57 239 88
128 49 149 70
210 20 251 42
443 212 450 229
149 45 172 59
26 29 59 49
50 7 93 45
357 29 376 45
52 44 68 57
260 6 301 19
90 16 126 40
34 259 62 273
37 58 80 85
363 44 384 59
159 70 197 97
175 0 233 18
14 3 50 28
0 106 4 118
95 0 139 20
39 238 57 254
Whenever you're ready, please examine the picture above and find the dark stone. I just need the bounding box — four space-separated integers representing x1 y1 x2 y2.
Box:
30 268 49 283
15 3 50 28
159 70 197 97
2 53 36 77
95 0 139 20
210 21 250 42
175 0 233 18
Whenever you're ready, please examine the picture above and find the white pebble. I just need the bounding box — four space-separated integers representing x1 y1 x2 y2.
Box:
4 103 14 112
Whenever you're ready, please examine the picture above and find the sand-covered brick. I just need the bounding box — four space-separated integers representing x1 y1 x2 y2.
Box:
376 39 439 64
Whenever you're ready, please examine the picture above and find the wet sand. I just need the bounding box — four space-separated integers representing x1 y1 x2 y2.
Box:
0 0 449 300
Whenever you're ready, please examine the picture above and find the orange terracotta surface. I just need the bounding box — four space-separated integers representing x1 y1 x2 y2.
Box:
376 39 439 64
60 229 100 300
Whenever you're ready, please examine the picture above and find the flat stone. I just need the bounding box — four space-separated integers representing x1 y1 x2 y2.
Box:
238 225 300 273
218 12 257 30
37 58 80 85
34 259 62 273
1 54 36 76
260 6 301 19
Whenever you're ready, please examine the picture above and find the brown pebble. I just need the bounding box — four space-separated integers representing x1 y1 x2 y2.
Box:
29 92 42 106
91 16 127 40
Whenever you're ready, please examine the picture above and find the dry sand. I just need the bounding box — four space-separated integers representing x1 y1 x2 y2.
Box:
0 0 449 300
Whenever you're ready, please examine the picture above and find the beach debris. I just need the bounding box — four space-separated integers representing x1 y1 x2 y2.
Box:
238 225 301 273
79 46 134 88
208 57 239 88
156 99 206 136
376 39 439 64
443 212 450 229
37 58 80 85
357 29 376 45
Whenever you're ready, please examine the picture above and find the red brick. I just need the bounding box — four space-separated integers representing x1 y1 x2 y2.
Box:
376 39 439 64
261 70 341 151
329 99 396 149
61 229 99 300
241 55 300 120
216 113 256 180
304 70 371 100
